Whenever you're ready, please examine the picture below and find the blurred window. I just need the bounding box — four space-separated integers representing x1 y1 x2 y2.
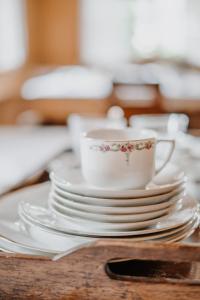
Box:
132 0 200 66
131 0 187 59
80 0 133 67
0 0 26 71
80 0 200 66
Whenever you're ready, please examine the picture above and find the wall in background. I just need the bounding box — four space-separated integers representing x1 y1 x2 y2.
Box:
26 0 79 65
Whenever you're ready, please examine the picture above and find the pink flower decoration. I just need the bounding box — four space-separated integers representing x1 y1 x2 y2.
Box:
120 145 127 152
127 143 134 151
104 145 110 151
145 141 153 150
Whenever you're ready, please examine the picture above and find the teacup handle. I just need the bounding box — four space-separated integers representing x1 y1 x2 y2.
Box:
155 139 175 175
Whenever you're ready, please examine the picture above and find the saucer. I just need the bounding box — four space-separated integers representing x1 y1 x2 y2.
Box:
153 217 198 243
22 201 170 231
52 184 184 209
0 183 196 255
20 210 198 244
50 162 185 199
19 182 198 238
0 185 91 253
49 195 175 223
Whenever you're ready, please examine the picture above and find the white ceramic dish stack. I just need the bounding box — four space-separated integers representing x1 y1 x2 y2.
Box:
0 177 198 258
17 158 198 246
18 182 198 240
41 161 188 233
0 154 198 257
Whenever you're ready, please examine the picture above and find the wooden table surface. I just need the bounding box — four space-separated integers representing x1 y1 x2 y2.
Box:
1 241 200 299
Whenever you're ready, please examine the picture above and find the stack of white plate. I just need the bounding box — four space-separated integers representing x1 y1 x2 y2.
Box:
17 162 199 243
0 158 198 257
46 167 181 230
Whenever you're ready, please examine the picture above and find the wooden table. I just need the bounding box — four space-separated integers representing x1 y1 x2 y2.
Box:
1 241 200 299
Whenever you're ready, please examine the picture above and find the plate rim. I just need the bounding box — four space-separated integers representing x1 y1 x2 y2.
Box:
17 184 198 238
49 196 173 223
50 163 186 199
51 188 183 214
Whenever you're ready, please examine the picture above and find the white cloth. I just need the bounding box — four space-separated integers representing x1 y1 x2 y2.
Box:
22 66 112 100
0 126 70 195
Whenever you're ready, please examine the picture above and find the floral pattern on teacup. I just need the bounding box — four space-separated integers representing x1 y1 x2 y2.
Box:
90 140 155 164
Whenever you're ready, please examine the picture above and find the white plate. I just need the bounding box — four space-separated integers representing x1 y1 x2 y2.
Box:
20 210 198 244
0 187 92 253
22 202 170 231
50 163 185 199
51 186 183 213
49 195 176 223
19 182 198 237
154 218 199 243
0 183 195 256
0 235 58 256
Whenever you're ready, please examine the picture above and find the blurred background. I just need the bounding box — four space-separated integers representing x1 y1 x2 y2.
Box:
1 0 200 126
1 0 200 201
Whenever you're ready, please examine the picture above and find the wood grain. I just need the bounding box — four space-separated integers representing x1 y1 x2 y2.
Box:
26 0 79 65
0 241 200 299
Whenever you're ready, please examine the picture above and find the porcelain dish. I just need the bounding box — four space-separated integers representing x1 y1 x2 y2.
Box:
51 162 185 199
0 182 196 255
20 210 198 244
49 195 177 223
81 128 175 189
0 169 196 256
19 182 198 238
51 185 184 209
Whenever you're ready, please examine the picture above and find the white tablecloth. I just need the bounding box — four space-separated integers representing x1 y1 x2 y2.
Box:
0 126 70 195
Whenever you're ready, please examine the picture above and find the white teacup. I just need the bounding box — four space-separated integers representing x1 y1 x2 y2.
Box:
68 113 126 159
81 128 175 189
